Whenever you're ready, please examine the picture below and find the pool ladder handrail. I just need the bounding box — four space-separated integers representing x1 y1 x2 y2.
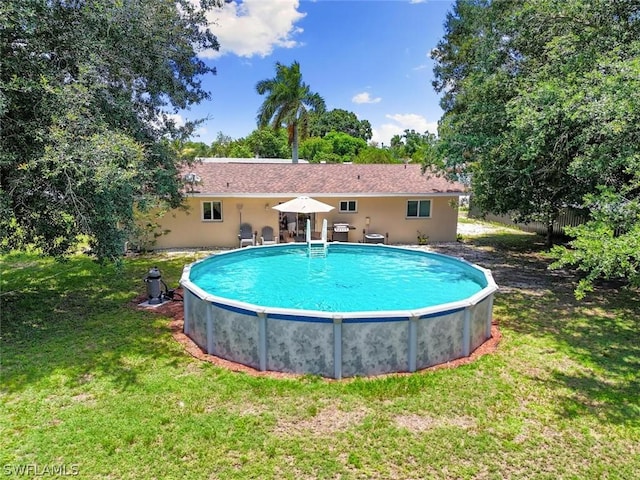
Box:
306 218 328 257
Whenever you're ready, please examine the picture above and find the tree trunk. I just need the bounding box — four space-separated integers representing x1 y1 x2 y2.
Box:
545 220 554 249
292 123 299 164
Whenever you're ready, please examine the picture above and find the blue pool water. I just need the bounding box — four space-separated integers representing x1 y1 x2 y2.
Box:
189 244 487 313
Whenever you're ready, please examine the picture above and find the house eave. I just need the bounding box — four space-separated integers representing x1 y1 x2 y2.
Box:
183 191 466 198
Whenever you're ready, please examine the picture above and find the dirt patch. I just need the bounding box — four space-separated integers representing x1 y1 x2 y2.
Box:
70 393 95 405
274 406 370 436
395 413 477 433
457 221 524 236
422 241 573 296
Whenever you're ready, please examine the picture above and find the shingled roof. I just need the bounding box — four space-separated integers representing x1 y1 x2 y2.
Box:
183 162 466 197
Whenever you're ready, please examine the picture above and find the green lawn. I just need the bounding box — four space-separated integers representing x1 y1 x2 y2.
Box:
1 233 639 479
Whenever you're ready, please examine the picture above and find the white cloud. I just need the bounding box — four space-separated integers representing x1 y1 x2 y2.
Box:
371 113 438 146
352 92 382 104
152 112 186 137
193 125 209 139
199 0 306 58
166 113 186 128
370 124 403 148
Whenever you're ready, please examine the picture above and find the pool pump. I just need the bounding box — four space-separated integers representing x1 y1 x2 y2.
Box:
144 266 166 305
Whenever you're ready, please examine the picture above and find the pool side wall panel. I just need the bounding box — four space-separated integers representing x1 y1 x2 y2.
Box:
416 311 465 370
212 305 260 370
186 291 209 352
470 298 491 352
342 321 409 377
266 318 334 377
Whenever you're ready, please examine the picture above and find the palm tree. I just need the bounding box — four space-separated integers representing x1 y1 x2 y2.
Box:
256 61 326 163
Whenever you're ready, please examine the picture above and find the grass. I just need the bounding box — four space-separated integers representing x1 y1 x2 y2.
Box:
1 232 639 479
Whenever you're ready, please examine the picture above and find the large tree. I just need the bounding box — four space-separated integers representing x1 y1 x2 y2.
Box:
323 132 367 161
255 61 326 164
245 128 290 159
432 0 586 246
390 129 437 164
299 137 332 163
354 147 396 164
0 0 221 261
209 131 234 158
308 108 372 141
432 0 640 295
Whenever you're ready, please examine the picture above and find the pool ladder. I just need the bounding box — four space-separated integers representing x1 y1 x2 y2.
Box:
306 218 328 258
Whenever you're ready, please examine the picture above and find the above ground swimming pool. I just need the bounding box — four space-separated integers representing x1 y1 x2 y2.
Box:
180 243 498 379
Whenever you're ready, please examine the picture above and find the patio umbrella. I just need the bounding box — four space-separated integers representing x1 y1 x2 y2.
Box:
272 196 334 214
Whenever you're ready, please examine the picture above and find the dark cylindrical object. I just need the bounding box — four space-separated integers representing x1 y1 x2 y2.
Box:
145 267 163 304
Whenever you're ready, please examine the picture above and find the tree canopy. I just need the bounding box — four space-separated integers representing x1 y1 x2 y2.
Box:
255 61 326 163
308 108 372 141
245 128 290 159
390 130 437 165
1 0 222 260
354 147 396 164
432 0 640 296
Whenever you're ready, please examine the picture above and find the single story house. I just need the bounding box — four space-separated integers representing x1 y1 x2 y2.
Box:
150 160 466 249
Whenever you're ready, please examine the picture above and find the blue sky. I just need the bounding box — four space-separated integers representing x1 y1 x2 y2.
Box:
178 0 454 147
